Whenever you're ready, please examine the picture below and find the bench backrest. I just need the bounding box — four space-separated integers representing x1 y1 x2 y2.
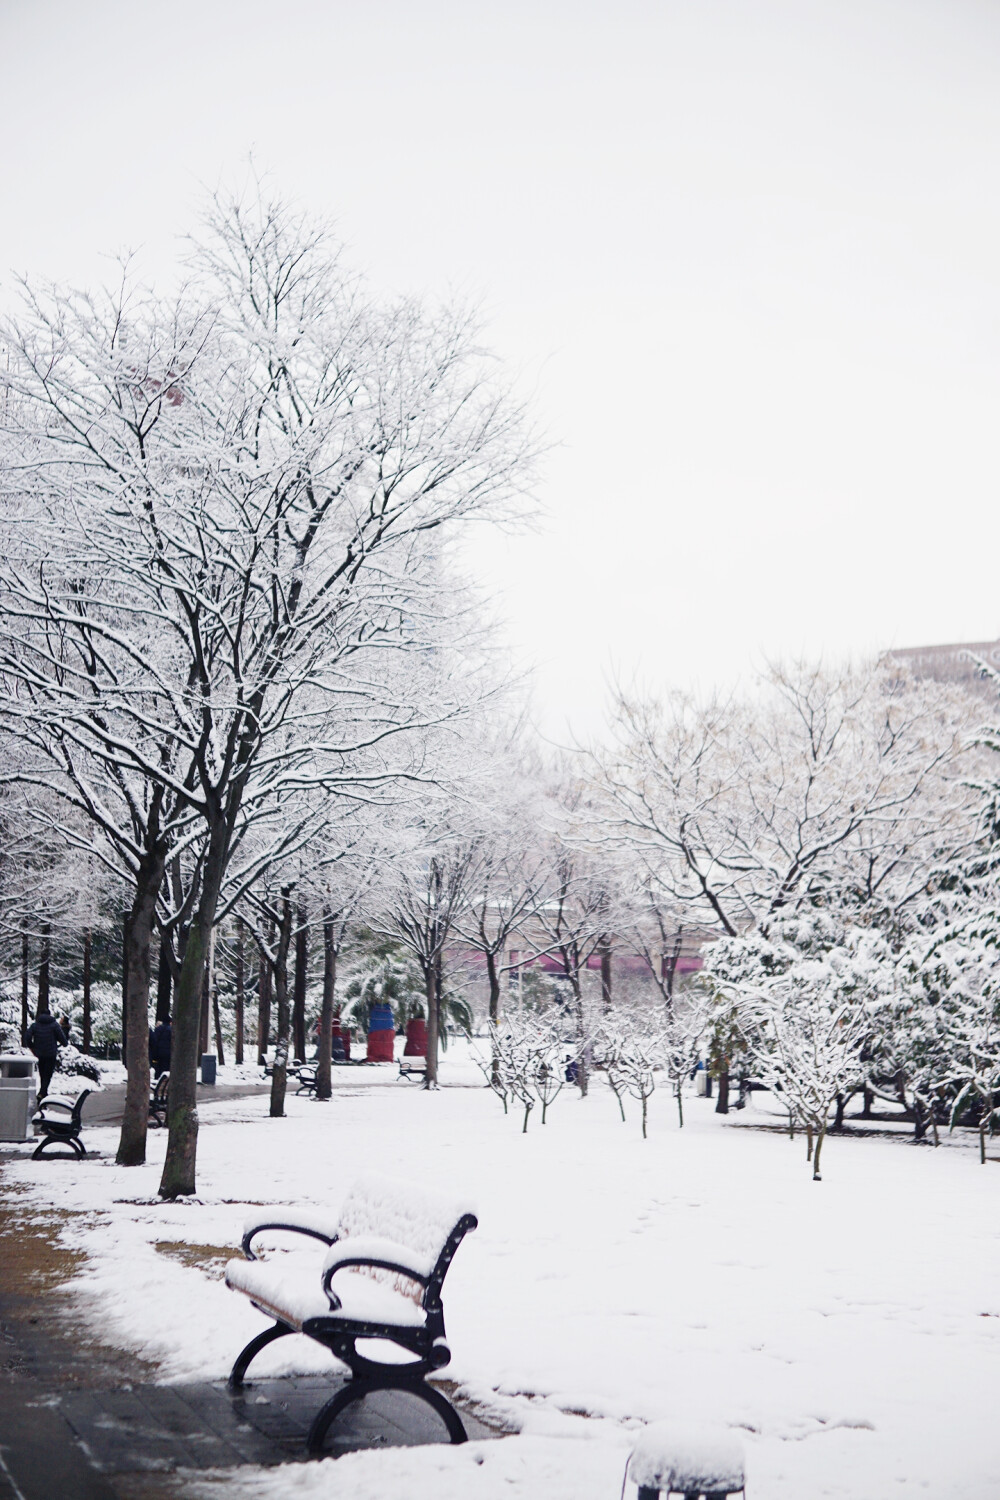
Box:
336 1174 477 1306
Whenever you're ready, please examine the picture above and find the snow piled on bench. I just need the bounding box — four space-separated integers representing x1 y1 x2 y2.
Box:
225 1258 427 1329
322 1235 438 1282
242 1206 341 1245
628 1421 746 1494
336 1173 476 1265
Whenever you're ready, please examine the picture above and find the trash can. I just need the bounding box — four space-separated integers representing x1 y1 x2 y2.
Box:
200 1053 217 1085
0 1056 38 1142
366 1003 395 1063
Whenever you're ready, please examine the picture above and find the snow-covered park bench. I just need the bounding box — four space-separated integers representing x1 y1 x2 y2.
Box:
31 1088 92 1160
293 1065 319 1096
149 1072 169 1126
627 1422 746 1500
225 1174 478 1453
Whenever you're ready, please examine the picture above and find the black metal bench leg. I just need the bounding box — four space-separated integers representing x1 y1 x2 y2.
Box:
307 1375 468 1454
228 1320 295 1388
408 1379 469 1444
307 1379 373 1453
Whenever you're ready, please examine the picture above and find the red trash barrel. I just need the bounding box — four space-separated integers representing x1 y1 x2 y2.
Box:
403 1017 427 1057
366 1029 395 1062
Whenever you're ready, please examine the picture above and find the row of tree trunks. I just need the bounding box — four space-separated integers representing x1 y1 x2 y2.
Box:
82 928 92 1053
20 932 28 1036
235 918 245 1067
316 912 336 1102
293 906 307 1063
257 929 272 1064
117 851 166 1166
268 893 293 1119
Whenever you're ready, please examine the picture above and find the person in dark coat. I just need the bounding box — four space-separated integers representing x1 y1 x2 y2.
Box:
24 1009 67 1099
149 1020 172 1078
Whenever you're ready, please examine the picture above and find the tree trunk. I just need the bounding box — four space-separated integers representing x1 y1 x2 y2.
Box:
257 928 272 1065
156 938 172 1024
234 917 245 1067
641 1092 648 1139
486 949 501 1088
599 939 612 1011
293 907 308 1063
832 1092 846 1132
158 832 229 1200
117 855 164 1167
676 1082 684 1128
120 913 128 1064
812 1127 827 1180
571 970 588 1097
715 1066 730 1114
199 965 210 1058
861 1086 873 1119
269 894 293 1118
36 921 50 1017
486 950 501 1025
20 931 29 1038
424 960 439 1088
316 913 336 1102
81 928 92 1054
212 980 225 1066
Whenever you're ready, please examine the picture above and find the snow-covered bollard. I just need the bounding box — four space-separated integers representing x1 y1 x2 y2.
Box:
627 1422 746 1500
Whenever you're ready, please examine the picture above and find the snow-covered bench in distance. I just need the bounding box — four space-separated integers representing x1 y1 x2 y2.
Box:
225 1173 478 1453
32 1088 92 1160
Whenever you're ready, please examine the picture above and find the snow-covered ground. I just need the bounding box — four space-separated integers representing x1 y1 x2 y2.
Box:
3 1048 999 1500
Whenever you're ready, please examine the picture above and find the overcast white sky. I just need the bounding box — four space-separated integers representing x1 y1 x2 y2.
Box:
2 0 999 738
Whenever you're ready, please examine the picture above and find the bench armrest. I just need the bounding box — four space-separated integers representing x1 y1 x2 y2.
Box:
241 1207 342 1260
320 1236 435 1300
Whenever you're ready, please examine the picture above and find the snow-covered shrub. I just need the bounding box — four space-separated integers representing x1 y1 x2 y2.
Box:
58 982 122 1049
0 987 23 1052
705 912 892 1179
593 1012 664 1139
892 923 1000 1161
479 1009 583 1130
53 1044 102 1084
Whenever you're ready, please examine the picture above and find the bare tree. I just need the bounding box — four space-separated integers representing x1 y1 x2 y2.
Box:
0 180 535 1195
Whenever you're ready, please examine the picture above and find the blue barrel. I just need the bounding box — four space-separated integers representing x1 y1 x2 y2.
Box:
200 1053 217 1085
368 1002 395 1032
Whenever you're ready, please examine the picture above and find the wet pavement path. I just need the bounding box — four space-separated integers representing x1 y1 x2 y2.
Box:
0 1161 496 1498
83 1079 272 1126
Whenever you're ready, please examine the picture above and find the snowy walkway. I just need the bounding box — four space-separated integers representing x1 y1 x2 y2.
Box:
0 1158 492 1499
2 1053 998 1499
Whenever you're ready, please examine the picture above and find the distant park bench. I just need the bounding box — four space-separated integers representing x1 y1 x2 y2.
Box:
149 1072 169 1127
225 1173 478 1453
32 1089 91 1160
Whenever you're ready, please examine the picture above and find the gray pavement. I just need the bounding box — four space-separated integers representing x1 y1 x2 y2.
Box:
0 1111 498 1498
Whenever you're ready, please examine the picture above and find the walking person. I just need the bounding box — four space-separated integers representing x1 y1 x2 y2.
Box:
24 1009 67 1100
149 1019 172 1079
